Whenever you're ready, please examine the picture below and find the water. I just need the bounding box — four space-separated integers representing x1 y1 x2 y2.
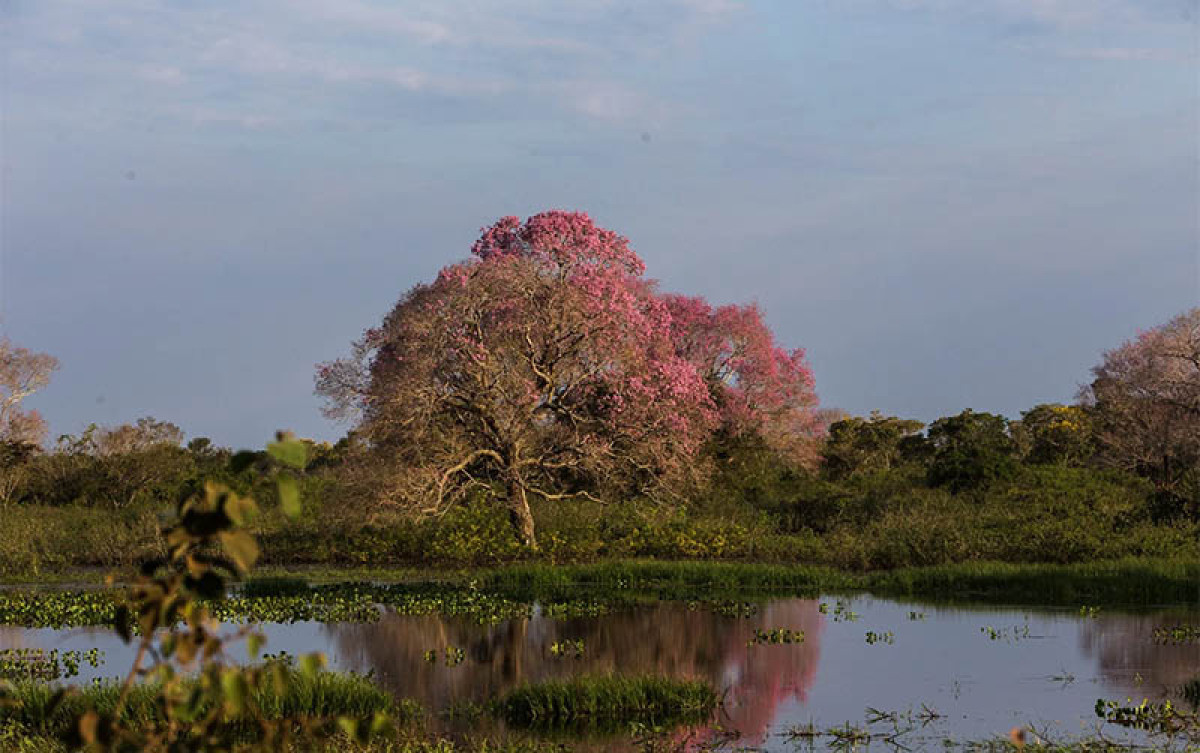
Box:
4 595 1199 749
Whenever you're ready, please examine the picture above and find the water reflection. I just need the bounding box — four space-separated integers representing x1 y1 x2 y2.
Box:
7 597 1200 749
0 627 31 650
1080 610 1200 697
327 599 825 741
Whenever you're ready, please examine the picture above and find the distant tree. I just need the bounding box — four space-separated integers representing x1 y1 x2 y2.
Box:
1014 403 1093 466
317 212 724 547
662 294 822 468
1081 308 1200 510
820 411 925 479
0 440 38 506
94 418 190 507
93 417 185 456
187 437 222 459
18 419 194 508
925 409 1017 492
0 337 58 446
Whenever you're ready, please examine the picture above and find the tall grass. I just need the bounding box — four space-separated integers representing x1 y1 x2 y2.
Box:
482 560 852 594
241 576 311 598
479 558 1200 606
864 559 1200 605
1 669 404 737
494 675 717 729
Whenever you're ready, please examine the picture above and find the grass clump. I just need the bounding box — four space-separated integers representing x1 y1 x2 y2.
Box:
493 675 716 730
0 669 406 738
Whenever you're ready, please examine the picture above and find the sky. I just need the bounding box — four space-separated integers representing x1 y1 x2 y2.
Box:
1 0 1197 449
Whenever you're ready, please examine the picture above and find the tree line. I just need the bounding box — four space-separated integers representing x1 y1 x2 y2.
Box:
2 212 1197 547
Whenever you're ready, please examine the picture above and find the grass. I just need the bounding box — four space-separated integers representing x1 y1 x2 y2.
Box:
482 558 1200 607
2 725 1190 753
0 724 624 752
2 558 1198 630
862 559 1200 605
0 669 407 738
493 675 717 730
480 559 851 593
2 672 719 746
241 576 312 598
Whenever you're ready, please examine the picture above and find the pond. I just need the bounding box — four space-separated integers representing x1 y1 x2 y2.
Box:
4 594 1199 749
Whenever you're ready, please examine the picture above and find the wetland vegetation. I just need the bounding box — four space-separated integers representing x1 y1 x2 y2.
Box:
1 221 1198 750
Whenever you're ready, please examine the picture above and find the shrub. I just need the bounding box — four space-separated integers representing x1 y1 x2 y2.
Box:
820 413 925 480
926 410 1017 491
1015 403 1095 466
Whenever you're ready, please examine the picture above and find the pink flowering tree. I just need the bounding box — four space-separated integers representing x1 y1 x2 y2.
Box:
0 337 58 446
662 294 822 467
1081 307 1200 509
317 212 719 547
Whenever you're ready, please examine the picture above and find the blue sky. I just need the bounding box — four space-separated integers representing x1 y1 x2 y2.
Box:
1 0 1197 448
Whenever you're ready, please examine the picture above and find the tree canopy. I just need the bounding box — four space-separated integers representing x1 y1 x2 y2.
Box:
0 337 58 446
317 211 821 546
1081 307 1200 510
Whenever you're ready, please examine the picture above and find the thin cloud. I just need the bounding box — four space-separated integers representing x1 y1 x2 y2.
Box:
137 65 186 84
197 32 512 96
560 81 672 126
878 0 1194 29
1057 46 1191 61
6 1 739 127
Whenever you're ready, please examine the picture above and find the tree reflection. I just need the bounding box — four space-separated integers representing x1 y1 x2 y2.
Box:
327 598 824 741
1079 610 1200 700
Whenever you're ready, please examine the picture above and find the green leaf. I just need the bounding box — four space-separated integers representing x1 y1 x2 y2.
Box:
277 473 302 520
138 604 161 636
188 570 225 600
78 710 100 744
223 494 258 528
247 634 265 659
114 605 132 644
221 669 249 716
267 437 308 469
219 530 259 574
370 711 392 736
270 662 288 695
298 653 325 680
337 716 362 743
0 679 18 709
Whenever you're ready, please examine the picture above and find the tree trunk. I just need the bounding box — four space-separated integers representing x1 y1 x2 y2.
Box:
506 478 537 549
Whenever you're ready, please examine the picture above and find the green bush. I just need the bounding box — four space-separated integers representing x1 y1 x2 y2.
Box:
925 410 1018 492
5 440 1197 576
0 504 162 576
821 413 925 480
